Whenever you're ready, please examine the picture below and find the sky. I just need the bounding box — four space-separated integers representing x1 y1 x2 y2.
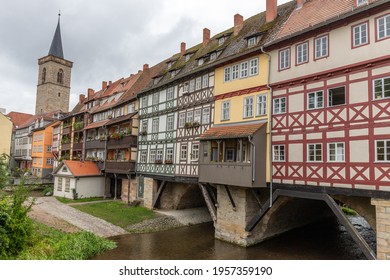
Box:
0 0 290 115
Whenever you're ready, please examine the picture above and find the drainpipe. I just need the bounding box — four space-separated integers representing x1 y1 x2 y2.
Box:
248 136 255 182
261 46 273 208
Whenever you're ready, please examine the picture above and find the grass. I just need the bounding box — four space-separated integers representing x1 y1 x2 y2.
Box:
72 201 156 229
16 220 117 260
342 206 358 216
55 196 107 204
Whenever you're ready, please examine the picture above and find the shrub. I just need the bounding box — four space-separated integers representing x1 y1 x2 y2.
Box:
42 186 54 196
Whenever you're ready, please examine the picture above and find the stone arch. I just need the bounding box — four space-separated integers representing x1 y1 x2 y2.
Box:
57 69 64 84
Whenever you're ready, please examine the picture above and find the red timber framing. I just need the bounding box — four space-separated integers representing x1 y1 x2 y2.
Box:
271 56 390 192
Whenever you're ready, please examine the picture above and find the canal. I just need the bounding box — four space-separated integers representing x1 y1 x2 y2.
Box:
93 216 375 260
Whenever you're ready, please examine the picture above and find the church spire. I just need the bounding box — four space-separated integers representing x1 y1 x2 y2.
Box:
48 12 64 59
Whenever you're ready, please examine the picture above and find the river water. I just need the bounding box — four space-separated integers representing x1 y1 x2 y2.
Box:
94 216 375 260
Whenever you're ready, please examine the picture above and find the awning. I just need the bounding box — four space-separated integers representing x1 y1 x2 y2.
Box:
84 120 109 130
199 122 266 140
105 112 137 126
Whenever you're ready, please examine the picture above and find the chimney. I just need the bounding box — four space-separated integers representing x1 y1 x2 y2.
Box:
87 88 95 99
180 42 186 56
143 64 149 71
296 0 305 8
266 0 278 23
79 94 86 103
234 14 244 36
102 81 107 90
203 28 210 47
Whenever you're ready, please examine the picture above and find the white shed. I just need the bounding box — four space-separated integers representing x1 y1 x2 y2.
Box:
53 160 105 199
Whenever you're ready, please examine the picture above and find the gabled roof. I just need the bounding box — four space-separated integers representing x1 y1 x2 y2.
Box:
48 16 64 59
199 122 266 140
55 160 101 177
6 111 33 129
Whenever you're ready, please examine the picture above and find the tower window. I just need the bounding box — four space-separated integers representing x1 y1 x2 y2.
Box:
58 92 61 97
57 69 64 84
42 68 46 83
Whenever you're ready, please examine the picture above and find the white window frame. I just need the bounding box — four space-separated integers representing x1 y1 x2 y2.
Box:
191 144 199 161
152 118 159 133
156 150 163 161
376 140 390 162
166 148 174 161
189 80 195 92
279 48 290 70
308 91 324 110
243 96 254 118
373 77 390 100
221 101 230 121
202 107 210 124
195 77 202 90
296 42 308 65
248 37 256 47
224 67 231 82
232 64 239 80
194 109 201 123
353 22 368 47
180 145 187 161
150 150 156 163
357 0 368 6
314 35 329 59
307 144 323 162
273 145 285 162
328 142 345 162
186 111 194 123
225 148 235 162
140 150 147 163
256 94 267 116
167 87 174 100
249 58 259 76
240 62 248 78
152 92 159 105
377 14 390 40
202 75 209 88
141 96 148 108
167 115 174 131
273 97 286 114
179 112 186 128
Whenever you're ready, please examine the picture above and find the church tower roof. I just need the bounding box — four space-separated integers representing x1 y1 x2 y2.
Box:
48 13 64 59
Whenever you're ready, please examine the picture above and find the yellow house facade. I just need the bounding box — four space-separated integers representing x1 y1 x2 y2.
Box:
212 53 272 182
0 113 12 160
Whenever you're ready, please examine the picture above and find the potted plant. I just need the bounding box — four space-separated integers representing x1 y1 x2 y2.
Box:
165 159 173 164
193 121 200 127
155 159 163 164
184 122 193 129
139 131 147 136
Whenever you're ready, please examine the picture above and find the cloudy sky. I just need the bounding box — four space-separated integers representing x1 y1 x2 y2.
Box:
0 0 290 115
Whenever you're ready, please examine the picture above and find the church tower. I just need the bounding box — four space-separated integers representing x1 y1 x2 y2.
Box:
35 14 73 115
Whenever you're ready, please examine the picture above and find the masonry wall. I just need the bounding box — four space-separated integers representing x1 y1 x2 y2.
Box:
372 199 390 260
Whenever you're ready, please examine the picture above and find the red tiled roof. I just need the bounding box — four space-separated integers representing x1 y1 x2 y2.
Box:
275 0 379 41
200 122 266 140
6 111 33 128
63 160 101 177
84 120 109 130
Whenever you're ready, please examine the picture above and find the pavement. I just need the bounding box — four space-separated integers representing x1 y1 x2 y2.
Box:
30 197 212 237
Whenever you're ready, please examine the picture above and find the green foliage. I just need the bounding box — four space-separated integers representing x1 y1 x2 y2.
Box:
0 154 9 190
342 206 358 216
72 201 156 229
72 188 79 200
18 222 116 260
42 186 54 196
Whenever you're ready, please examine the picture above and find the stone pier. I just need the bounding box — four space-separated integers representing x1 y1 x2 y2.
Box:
372 199 390 260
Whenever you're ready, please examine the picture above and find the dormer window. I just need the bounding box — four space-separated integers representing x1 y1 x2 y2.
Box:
167 61 173 69
356 0 368 6
198 58 204 66
170 71 176 78
218 37 225 46
185 54 191 62
248 37 257 47
153 76 162 85
210 52 217 61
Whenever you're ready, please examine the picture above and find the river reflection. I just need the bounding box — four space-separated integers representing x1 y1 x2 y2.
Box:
93 217 375 260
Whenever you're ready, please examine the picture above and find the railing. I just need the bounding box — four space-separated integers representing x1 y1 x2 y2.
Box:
85 139 105 150
105 160 136 174
107 135 137 149
62 126 71 135
72 142 83 151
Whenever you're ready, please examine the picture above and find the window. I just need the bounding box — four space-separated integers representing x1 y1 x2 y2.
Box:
249 59 259 76
308 144 322 162
167 115 174 131
57 177 63 191
191 144 199 161
195 77 202 90
47 146 52 152
279 48 290 70
248 37 256 47
194 109 201 123
156 150 163 162
150 150 156 163
198 58 204 66
57 69 64 84
221 101 230 121
210 52 217 61
180 145 187 161
240 62 248 78
376 140 390 162
46 158 54 165
65 178 70 192
328 143 345 162
189 80 195 92
42 68 46 83
141 120 148 134
185 54 191 62
202 107 210 124
166 148 174 161
128 103 135 113
202 75 209 88
183 82 189 93
296 42 308 64
328 86 346 106
315 35 329 59
308 91 324 109
273 97 286 114
353 22 368 47
179 113 186 128
225 148 235 161
224 67 231 82
152 92 159 105
377 14 390 40
140 151 147 163
357 0 368 6
243 96 254 118
152 118 159 133
186 111 194 123
167 87 174 100
218 37 225 46
273 145 285 161
256 94 267 116
142 96 148 108
373 77 390 99
232 64 239 80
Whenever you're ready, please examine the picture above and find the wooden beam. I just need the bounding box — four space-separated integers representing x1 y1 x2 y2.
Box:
152 181 167 209
206 183 218 207
199 183 217 223
224 185 236 211
251 189 263 208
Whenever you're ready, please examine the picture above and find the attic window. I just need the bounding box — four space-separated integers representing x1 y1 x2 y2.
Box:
185 54 192 62
198 58 204 66
356 0 368 6
153 76 162 85
170 71 176 78
210 52 217 61
218 37 225 46
167 61 173 69
248 37 257 47
62 166 68 172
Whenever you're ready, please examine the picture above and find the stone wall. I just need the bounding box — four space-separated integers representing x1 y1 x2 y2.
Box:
121 177 138 203
159 182 204 210
143 177 157 209
372 199 390 260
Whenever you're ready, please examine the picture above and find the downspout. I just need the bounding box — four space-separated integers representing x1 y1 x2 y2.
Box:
261 46 273 208
248 136 255 182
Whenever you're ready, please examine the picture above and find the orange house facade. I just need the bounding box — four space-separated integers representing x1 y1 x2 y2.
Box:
32 123 55 178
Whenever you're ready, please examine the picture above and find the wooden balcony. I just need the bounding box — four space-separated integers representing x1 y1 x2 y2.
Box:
85 139 105 150
105 160 136 174
61 143 71 150
107 135 137 150
62 126 72 135
73 142 83 151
